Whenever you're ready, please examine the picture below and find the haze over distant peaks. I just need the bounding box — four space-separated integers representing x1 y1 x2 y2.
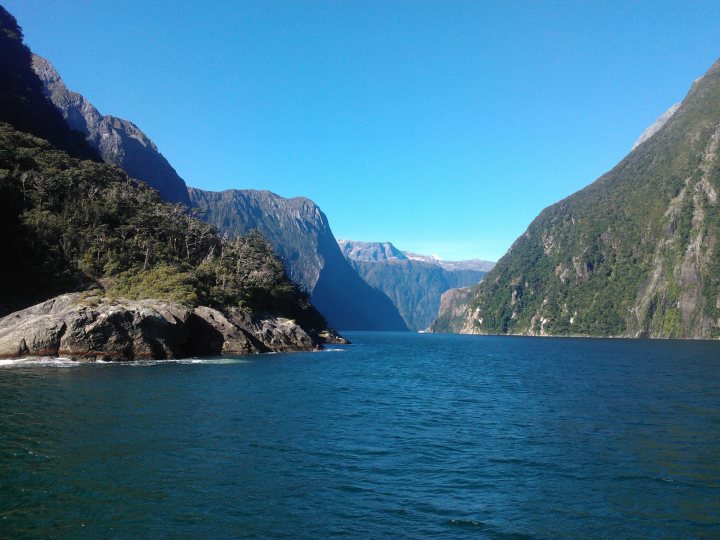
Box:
339 240 494 331
338 240 495 272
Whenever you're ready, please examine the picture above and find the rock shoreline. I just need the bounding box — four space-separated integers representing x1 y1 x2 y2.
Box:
0 293 347 362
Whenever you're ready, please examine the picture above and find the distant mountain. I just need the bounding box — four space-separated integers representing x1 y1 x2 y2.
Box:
430 286 476 334
338 240 494 271
338 240 493 331
404 253 495 273
337 240 407 262
188 189 408 331
433 58 720 338
32 55 190 205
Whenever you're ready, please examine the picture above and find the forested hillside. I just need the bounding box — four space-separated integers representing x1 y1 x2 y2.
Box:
435 58 720 338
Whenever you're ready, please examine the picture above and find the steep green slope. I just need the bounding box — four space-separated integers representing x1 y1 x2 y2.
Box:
437 58 720 338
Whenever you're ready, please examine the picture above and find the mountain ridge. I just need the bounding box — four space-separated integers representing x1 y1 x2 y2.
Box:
189 188 409 331
339 240 493 331
432 57 720 339
338 240 494 272
32 55 190 205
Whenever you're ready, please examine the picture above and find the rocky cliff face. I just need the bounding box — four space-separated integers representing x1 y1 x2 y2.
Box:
339 240 492 331
435 58 720 339
32 55 190 205
337 240 407 262
0 293 345 361
430 286 476 334
188 189 408 331
0 8 97 161
632 103 681 150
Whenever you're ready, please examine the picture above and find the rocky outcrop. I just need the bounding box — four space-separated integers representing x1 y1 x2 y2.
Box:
338 240 492 331
188 188 408 331
32 55 190 205
632 103 681 150
429 286 477 334
0 293 346 361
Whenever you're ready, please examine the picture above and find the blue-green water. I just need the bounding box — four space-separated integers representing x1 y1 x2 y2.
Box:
1 332 719 538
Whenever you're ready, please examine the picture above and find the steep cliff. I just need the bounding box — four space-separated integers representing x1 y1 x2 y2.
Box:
436 58 720 339
32 55 190 205
430 286 476 334
188 189 408 331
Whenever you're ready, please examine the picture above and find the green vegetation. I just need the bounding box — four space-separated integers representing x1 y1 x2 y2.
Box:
447 59 720 338
0 123 326 330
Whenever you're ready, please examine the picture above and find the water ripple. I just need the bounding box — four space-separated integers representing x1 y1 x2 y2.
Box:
0 332 719 538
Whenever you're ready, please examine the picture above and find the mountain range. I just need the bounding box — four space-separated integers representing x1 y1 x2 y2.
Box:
31 53 407 331
30 48 500 334
432 58 720 339
0 6 343 358
188 189 408 330
338 240 493 331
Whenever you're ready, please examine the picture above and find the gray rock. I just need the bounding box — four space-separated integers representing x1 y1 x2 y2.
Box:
32 55 190 205
632 103 681 150
0 293 346 361
0 294 190 360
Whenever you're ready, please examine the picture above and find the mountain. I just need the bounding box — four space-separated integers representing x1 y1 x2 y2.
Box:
0 7 97 160
431 285 477 334
188 189 408 331
0 6 342 357
338 240 494 272
338 240 407 262
32 55 190 205
433 58 720 339
31 51 405 331
632 103 681 150
338 240 492 331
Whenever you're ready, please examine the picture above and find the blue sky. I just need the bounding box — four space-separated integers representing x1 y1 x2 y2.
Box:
6 0 720 260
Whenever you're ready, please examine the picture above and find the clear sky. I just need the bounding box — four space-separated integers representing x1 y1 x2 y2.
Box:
5 0 719 261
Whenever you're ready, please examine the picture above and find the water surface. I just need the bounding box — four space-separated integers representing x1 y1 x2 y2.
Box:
1 332 719 538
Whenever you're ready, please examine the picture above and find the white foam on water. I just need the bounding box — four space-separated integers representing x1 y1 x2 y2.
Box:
0 356 250 368
114 357 251 367
0 357 78 368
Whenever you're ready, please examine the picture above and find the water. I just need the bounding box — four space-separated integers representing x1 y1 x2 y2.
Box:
1 332 719 538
